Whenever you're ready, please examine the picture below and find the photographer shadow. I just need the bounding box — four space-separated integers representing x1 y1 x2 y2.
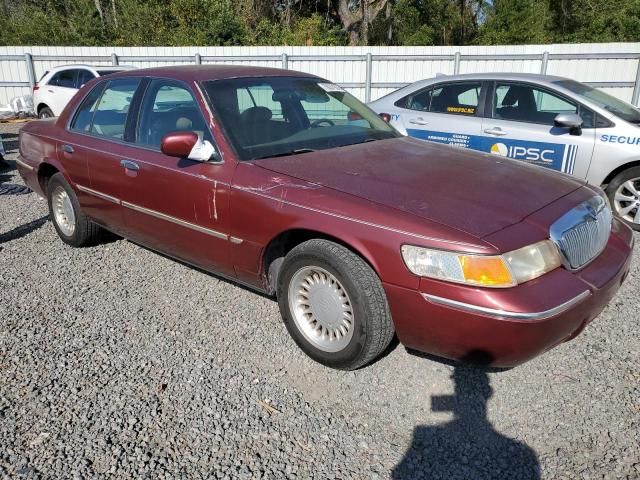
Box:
392 351 540 480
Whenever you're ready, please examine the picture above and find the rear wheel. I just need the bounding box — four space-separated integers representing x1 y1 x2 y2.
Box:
277 239 394 370
38 107 54 119
606 167 640 231
47 173 103 246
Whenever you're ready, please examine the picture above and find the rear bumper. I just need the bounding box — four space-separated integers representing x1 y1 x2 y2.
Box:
385 218 634 367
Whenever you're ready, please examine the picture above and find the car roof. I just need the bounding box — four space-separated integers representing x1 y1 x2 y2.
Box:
107 65 319 82
430 72 569 83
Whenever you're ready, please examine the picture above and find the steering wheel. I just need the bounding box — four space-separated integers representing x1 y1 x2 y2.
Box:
310 119 335 127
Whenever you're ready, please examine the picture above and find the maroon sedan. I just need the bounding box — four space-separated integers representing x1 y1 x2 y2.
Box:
16 66 633 369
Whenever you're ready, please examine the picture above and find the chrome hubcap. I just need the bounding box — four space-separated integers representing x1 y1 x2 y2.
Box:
52 186 76 236
288 266 354 353
614 178 640 224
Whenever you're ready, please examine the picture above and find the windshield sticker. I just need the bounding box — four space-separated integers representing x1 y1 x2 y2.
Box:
600 134 640 145
318 83 346 93
446 106 475 115
406 129 578 174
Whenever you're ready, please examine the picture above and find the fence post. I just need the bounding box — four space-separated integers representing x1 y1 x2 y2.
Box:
24 52 36 89
453 52 461 75
111 53 119 66
540 51 549 75
365 52 373 103
195 53 202 65
633 57 640 107
281 53 288 70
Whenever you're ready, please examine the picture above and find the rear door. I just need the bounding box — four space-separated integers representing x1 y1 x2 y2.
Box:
480 82 596 178
395 81 487 150
116 78 235 276
46 69 80 116
65 77 141 232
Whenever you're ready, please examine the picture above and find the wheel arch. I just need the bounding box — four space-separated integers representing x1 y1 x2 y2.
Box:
36 103 50 114
602 160 640 187
37 162 60 195
261 228 381 295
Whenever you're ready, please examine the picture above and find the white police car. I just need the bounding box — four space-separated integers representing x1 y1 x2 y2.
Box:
369 73 640 230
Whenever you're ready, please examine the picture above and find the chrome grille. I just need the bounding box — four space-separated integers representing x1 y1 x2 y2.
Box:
550 196 612 271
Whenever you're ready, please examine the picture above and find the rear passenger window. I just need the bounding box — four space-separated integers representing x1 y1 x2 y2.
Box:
398 82 481 116
70 83 106 132
137 79 212 148
90 78 140 139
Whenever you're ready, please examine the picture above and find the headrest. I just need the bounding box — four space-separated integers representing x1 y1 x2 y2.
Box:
176 117 192 130
241 106 272 123
502 86 534 107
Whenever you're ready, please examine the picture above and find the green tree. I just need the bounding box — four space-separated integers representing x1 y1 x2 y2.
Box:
478 0 553 44
550 0 640 43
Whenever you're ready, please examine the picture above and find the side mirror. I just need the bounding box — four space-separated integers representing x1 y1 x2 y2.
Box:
160 131 219 162
554 113 583 135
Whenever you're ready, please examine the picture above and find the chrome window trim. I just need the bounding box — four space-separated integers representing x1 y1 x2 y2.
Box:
423 290 591 321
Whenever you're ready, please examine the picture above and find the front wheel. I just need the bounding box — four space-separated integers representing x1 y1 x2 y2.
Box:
277 239 394 370
606 167 640 231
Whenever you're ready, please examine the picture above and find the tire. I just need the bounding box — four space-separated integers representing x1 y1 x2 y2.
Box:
38 107 54 119
277 239 394 370
605 166 640 231
47 173 102 247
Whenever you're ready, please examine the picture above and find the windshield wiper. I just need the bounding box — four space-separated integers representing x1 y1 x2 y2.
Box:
254 148 316 160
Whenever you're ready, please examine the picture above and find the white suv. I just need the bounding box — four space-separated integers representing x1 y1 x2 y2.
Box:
33 64 135 118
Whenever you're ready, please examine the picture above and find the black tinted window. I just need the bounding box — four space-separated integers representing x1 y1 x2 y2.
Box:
90 78 140 139
399 82 481 115
70 83 106 132
49 69 77 88
77 70 95 88
137 79 212 148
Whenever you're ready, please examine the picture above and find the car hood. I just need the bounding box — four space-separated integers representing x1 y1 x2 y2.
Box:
253 137 585 238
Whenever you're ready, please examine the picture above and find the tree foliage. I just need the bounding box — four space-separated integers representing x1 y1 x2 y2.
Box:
0 0 638 46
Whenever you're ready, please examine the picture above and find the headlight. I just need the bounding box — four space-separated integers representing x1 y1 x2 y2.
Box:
401 240 562 288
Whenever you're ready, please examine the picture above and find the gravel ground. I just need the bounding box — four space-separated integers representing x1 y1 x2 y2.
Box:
1 121 639 479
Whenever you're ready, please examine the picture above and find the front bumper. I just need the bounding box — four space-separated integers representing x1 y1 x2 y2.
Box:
385 218 634 367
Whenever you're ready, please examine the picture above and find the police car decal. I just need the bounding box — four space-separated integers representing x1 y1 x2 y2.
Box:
600 134 640 145
407 129 578 174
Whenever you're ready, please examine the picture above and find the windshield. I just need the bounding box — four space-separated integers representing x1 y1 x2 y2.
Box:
555 79 640 124
203 76 400 160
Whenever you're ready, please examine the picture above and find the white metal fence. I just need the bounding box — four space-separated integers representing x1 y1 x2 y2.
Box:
1 43 639 107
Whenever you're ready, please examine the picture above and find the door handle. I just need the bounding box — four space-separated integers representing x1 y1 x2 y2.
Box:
409 118 429 126
47 89 54 93
120 159 140 171
61 144 74 154
484 127 507 136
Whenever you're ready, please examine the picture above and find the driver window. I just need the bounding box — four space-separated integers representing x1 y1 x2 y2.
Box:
137 79 212 148
494 83 578 125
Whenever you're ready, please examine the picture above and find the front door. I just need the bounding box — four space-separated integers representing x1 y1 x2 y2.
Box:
480 82 596 178
117 78 235 277
396 80 487 150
